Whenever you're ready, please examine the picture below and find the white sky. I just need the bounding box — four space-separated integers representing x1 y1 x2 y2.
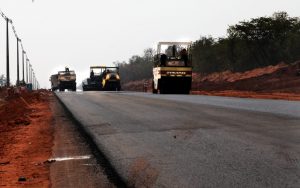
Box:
0 0 299 88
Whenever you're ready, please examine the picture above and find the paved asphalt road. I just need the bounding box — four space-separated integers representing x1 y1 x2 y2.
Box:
56 91 300 188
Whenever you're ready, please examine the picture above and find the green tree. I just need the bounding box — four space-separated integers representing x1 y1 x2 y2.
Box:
115 48 155 83
191 12 300 73
115 12 300 83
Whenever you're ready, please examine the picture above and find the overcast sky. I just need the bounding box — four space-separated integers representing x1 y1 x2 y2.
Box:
0 0 300 88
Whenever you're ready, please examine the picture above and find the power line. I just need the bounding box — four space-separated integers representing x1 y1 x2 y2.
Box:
0 9 8 20
0 9 40 90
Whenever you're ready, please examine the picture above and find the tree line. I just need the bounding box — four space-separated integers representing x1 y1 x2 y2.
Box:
116 12 300 83
113 48 155 83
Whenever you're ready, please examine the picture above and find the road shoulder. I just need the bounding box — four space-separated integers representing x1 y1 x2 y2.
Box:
49 94 114 188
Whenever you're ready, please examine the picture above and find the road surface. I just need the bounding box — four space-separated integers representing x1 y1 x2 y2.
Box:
56 91 300 188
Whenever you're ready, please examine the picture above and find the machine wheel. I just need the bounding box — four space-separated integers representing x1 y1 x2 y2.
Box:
159 87 166 94
152 81 158 94
72 84 76 91
182 89 190 95
159 83 168 94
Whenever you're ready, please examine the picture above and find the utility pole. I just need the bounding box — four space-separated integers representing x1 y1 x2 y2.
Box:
29 64 32 83
30 65 33 84
26 59 29 83
35 76 37 90
22 51 25 83
32 73 34 90
6 18 10 86
17 38 20 85
33 73 35 90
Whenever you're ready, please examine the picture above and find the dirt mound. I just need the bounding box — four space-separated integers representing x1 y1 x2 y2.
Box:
192 90 300 101
193 63 287 83
122 61 300 100
0 88 53 187
192 61 300 94
122 79 152 92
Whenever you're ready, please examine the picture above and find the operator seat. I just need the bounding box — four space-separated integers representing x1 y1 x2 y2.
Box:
160 54 167 66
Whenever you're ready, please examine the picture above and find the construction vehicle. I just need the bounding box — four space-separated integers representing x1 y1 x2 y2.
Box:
82 66 121 91
152 42 192 94
50 74 59 91
50 67 77 91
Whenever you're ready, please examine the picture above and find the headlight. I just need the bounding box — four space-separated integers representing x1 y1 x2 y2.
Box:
116 74 120 80
106 74 110 80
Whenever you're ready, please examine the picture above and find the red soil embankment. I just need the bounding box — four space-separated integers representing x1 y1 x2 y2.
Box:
0 88 53 187
122 79 152 92
122 61 300 100
191 62 300 100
